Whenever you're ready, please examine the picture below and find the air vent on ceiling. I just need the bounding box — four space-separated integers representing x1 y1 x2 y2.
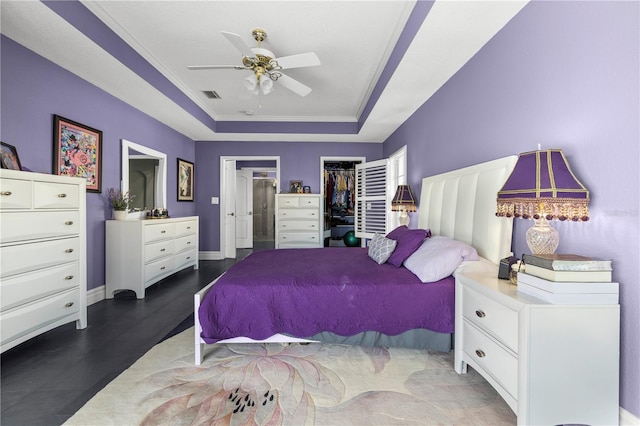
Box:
203 90 221 99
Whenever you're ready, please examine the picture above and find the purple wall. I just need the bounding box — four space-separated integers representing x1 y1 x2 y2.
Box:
194 141 382 252
383 1 639 416
0 36 196 292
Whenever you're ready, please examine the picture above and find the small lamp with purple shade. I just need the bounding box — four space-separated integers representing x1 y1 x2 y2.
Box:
496 149 590 254
391 184 417 227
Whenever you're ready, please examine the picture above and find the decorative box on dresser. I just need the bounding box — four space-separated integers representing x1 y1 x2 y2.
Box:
275 194 322 249
105 216 199 299
0 169 87 353
454 260 620 426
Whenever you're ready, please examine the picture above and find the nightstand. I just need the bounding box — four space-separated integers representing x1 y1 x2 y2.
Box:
454 259 620 426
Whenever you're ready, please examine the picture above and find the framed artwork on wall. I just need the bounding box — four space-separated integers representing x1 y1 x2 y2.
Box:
0 142 22 171
177 158 194 201
53 115 102 192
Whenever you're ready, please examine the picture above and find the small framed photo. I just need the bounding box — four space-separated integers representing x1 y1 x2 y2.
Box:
177 158 194 201
303 185 311 194
0 142 22 171
289 180 303 193
53 115 103 192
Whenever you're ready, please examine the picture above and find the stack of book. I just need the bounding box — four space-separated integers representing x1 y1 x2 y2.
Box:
517 254 618 304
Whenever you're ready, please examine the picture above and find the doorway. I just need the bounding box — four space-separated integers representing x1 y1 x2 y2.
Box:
220 156 280 259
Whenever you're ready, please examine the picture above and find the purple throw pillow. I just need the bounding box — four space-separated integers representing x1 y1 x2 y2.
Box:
385 226 430 267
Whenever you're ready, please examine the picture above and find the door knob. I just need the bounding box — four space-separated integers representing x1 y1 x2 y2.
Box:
228 212 235 216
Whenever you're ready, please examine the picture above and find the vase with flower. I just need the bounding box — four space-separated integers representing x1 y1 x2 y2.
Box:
108 188 135 220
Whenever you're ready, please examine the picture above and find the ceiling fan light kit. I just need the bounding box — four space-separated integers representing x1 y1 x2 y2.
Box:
188 28 320 97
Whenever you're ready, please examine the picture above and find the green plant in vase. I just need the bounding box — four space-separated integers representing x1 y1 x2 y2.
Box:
108 188 135 219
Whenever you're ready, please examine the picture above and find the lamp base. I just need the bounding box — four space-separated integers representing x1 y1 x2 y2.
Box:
526 218 560 254
398 210 410 227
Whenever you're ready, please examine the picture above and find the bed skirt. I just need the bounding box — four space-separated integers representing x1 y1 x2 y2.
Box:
304 329 452 352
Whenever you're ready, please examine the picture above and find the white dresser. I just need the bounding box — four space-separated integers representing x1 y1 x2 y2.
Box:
275 194 322 248
454 260 620 426
0 169 87 353
105 216 199 299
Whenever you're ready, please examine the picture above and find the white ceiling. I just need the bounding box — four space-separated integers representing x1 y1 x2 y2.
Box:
1 0 528 142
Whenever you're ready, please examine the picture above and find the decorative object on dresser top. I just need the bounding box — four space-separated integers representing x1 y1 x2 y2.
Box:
0 141 22 171
106 187 135 220
195 156 519 365
105 216 199 299
522 253 612 271
455 259 620 425
496 149 590 254
391 184 417 226
0 168 87 353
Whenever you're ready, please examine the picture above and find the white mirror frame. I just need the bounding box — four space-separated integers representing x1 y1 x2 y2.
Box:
121 139 167 209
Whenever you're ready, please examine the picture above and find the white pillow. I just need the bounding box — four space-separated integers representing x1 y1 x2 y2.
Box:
368 234 398 264
403 236 479 282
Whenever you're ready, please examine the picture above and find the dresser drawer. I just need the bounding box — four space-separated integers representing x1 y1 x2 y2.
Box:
0 288 79 346
278 220 319 232
1 237 80 278
278 209 319 220
175 249 197 270
33 181 79 209
463 320 518 399
1 263 78 311
175 220 197 237
463 286 518 352
278 197 300 208
144 239 174 263
278 232 320 244
1 211 80 244
144 256 175 284
175 234 196 254
0 178 32 209
298 197 320 208
144 222 175 243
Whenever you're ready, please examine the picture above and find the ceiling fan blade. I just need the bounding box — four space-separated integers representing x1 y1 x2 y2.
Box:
187 65 247 70
221 31 253 58
277 74 312 97
274 52 321 70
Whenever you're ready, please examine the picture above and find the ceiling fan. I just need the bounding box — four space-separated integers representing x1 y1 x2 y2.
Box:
188 28 321 97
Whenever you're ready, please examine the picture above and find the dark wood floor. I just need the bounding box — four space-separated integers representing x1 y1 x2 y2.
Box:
1 246 266 425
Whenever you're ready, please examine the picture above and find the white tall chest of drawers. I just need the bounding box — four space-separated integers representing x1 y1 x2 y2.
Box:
275 194 322 248
0 169 87 353
105 216 199 299
454 260 620 426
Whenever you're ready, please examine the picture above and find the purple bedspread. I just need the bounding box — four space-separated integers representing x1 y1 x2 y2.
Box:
198 248 454 343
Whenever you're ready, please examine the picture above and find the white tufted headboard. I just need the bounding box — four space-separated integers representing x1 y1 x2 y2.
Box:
417 156 518 265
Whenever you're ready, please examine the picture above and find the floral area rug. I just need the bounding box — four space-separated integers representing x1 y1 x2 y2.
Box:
65 328 515 425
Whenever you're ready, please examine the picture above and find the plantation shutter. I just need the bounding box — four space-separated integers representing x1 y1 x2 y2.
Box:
355 159 391 239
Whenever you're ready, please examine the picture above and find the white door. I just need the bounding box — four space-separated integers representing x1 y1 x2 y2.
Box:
235 169 253 248
223 159 237 259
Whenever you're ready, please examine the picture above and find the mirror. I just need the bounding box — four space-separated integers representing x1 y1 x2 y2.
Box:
121 139 167 210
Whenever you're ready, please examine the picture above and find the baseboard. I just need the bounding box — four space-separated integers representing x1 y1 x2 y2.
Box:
199 251 223 260
87 285 105 306
621 407 640 425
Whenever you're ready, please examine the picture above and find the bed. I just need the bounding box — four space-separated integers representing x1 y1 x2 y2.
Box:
194 156 517 364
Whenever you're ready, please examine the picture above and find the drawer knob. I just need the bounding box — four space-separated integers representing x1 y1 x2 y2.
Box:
64 302 74 308
65 248 74 253
160 248 166 252
160 266 166 270
58 193 67 198
161 230 166 233
1 191 12 196
186 256 191 260
187 241 191 244
65 221 74 225
64 275 74 280
475 310 486 318
475 349 486 358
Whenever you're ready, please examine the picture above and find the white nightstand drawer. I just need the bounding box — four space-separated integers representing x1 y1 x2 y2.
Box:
175 220 197 237
175 234 196 254
278 220 319 231
0 288 80 346
33 182 79 209
278 209 319 220
278 232 320 244
0 178 32 209
463 286 518 352
1 237 80 278
1 263 78 312
1 211 80 244
144 222 175 243
144 239 174 263
463 320 518 399
145 256 175 284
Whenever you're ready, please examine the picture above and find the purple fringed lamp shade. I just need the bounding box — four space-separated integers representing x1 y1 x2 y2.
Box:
391 184 417 212
496 149 590 222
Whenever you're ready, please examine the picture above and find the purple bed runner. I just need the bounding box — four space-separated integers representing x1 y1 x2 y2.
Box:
198 248 455 343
